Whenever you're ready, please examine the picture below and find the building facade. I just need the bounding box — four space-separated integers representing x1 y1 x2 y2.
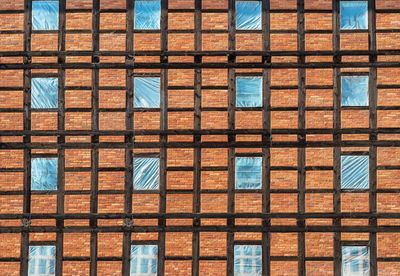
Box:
0 0 400 275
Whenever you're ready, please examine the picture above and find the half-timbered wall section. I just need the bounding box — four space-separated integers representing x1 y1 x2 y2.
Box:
1 0 400 275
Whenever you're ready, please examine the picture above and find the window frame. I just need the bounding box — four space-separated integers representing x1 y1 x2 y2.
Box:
340 154 369 190
341 74 369 107
235 156 263 190
234 243 262 276
28 244 56 276
31 77 59 109
130 244 158 276
340 1 368 30
133 154 160 191
341 244 370 276
235 76 263 108
235 0 262 31
133 0 161 30
31 157 58 191
32 0 60 31
133 76 161 109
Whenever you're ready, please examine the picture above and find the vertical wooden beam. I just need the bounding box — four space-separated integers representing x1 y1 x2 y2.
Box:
368 0 377 275
90 0 100 275
297 0 306 275
261 0 271 275
158 0 168 275
56 0 66 274
227 0 236 275
192 0 202 275
122 0 135 274
332 1 342 275
21 0 32 275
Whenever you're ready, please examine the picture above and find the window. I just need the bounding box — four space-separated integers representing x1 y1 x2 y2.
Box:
31 158 58 191
341 155 369 189
32 1 59 30
234 245 262 276
134 1 161 30
340 1 368 30
31 78 58 109
133 157 159 190
342 246 369 276
235 157 262 189
134 77 160 108
341 76 368 106
236 77 262 107
131 245 158 276
28 246 56 276
236 1 262 30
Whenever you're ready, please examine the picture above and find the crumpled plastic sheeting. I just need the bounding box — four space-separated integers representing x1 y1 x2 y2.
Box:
342 246 369 276
32 1 59 30
31 158 58 191
131 245 158 275
235 157 262 189
342 76 369 106
340 1 368 30
29 246 56 276
134 158 160 190
236 77 263 107
234 245 262 276
236 1 262 30
134 1 161 30
31 78 58 109
134 77 160 108
341 155 369 189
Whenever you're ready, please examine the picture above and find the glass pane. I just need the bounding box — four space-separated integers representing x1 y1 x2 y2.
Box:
31 78 58 109
236 1 262 30
133 158 160 190
340 1 368 30
235 157 262 189
32 1 59 30
134 77 160 108
341 155 369 189
134 1 161 30
236 77 263 107
31 158 58 191
342 76 368 106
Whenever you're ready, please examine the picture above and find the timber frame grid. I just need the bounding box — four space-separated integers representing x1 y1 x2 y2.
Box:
1 0 400 275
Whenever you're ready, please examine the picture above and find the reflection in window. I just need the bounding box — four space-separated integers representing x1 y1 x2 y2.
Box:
340 1 368 30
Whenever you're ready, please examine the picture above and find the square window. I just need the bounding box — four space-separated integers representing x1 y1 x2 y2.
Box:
341 76 368 106
342 246 369 276
131 245 158 276
236 1 262 30
234 245 262 276
29 246 56 276
133 158 160 190
134 1 161 30
341 155 369 189
340 1 368 30
31 158 58 191
32 1 59 30
32 78 58 109
235 157 262 189
236 77 262 107
134 77 160 108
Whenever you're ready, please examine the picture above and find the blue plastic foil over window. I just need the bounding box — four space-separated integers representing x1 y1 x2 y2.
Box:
236 1 262 30
32 78 58 109
342 76 368 106
32 1 59 30
342 246 369 276
235 157 262 189
134 77 160 108
29 246 56 275
131 245 158 275
341 155 369 189
234 245 262 276
134 1 161 30
340 1 368 30
31 158 58 191
134 158 160 190
236 77 263 107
